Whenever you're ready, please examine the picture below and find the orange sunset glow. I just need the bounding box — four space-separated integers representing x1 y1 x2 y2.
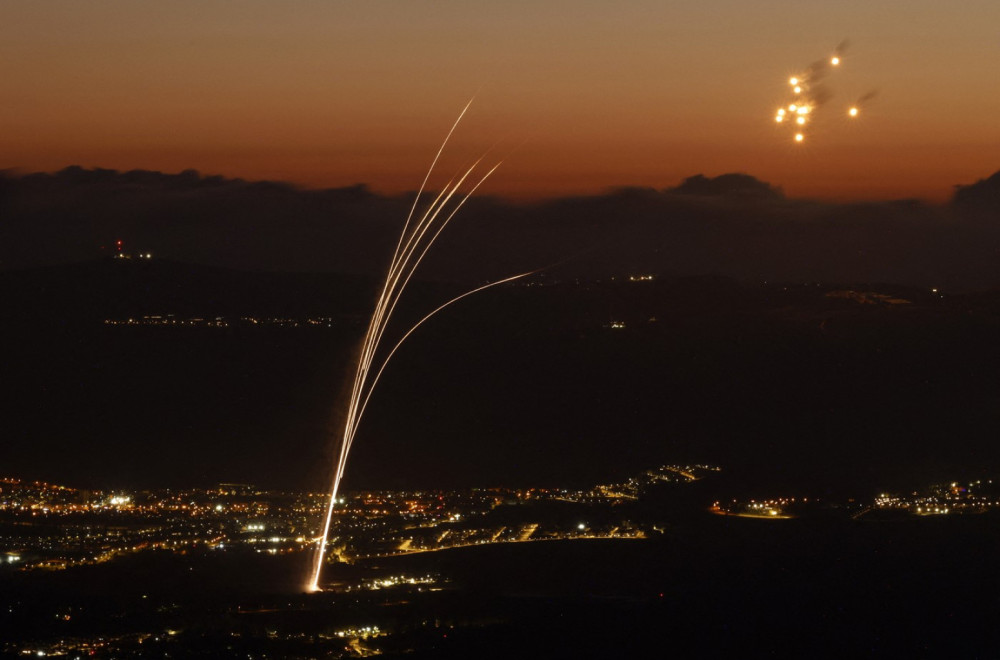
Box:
2 1 999 202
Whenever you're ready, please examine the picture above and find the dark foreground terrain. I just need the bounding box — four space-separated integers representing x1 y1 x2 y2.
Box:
3 258 1000 496
3 509 999 658
3 259 1000 656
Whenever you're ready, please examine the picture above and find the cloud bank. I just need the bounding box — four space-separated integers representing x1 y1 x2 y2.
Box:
2 166 999 290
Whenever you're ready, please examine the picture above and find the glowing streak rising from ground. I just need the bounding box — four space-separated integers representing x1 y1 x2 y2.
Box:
307 106 529 592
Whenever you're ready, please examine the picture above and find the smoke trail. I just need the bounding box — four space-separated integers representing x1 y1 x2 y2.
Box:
810 85 833 108
803 58 830 85
856 89 878 104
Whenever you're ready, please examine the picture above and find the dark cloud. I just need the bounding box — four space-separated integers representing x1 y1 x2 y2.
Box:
3 166 1000 290
667 173 783 200
0 166 399 274
952 169 1000 217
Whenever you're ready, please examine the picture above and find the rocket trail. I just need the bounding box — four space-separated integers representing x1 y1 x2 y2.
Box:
334 101 476 488
354 270 536 452
307 104 524 592
395 98 474 262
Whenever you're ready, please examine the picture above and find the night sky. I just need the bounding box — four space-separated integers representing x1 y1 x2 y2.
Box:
3 1 1000 202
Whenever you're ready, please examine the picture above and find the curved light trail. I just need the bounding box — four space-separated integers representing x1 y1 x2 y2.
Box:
307 104 525 591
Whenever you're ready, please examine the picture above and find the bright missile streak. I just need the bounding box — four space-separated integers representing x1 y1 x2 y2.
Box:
337 163 501 500
310 187 477 592
393 98 474 276
354 270 535 445
356 179 458 395
350 163 516 425
344 101 476 462
331 191 459 511
344 165 479 456
310 224 517 595
339 172 483 473
307 104 519 593
360 162 486 383
312 179 472 589
348 182 460 438
357 158 494 396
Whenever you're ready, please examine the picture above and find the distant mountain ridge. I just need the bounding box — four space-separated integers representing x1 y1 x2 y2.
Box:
3 166 999 290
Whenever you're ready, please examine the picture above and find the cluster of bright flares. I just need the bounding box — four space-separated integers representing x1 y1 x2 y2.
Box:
773 42 872 144
775 95 814 144
307 102 533 592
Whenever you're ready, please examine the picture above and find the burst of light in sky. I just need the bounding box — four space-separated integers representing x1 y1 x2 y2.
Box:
2 1 999 201
772 42 875 147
